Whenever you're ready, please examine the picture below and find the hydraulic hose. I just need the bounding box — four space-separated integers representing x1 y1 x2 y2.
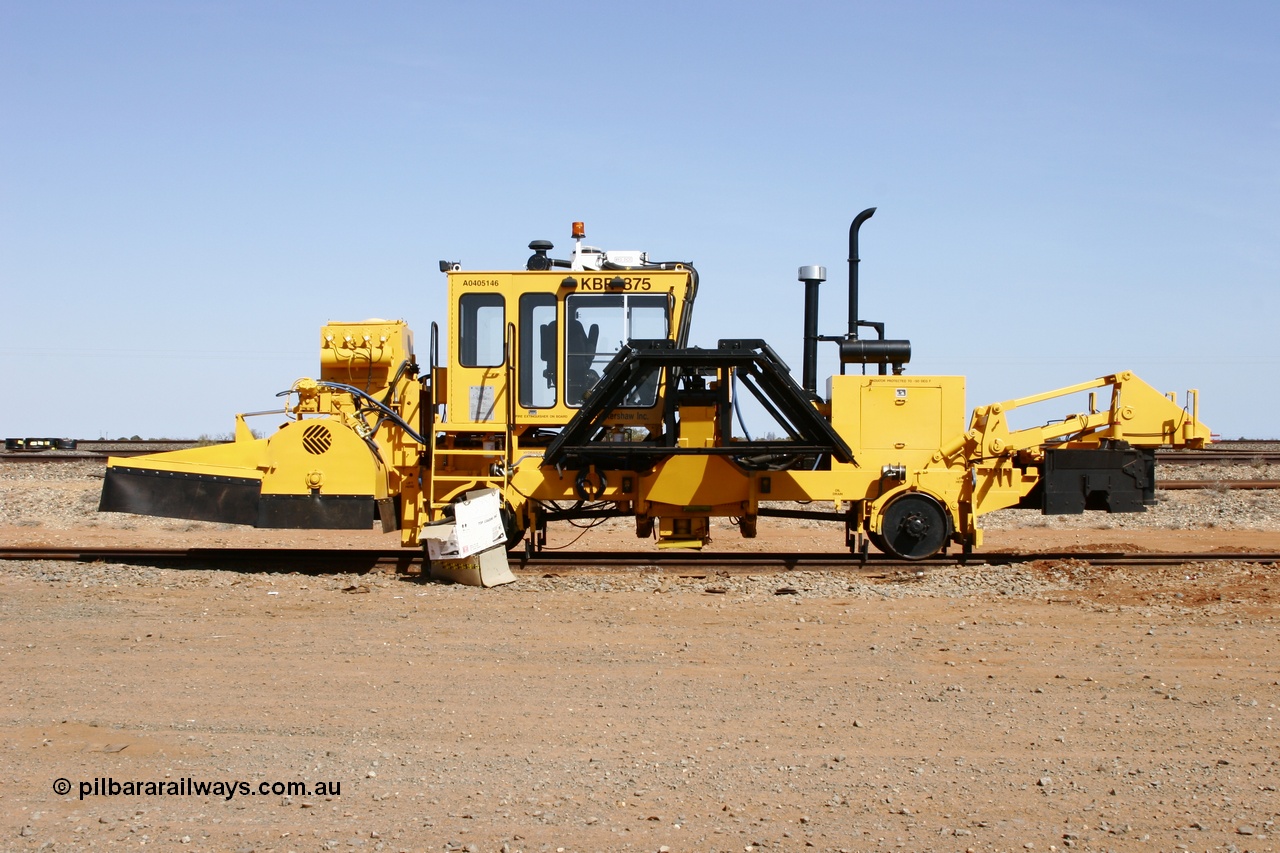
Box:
283 381 430 446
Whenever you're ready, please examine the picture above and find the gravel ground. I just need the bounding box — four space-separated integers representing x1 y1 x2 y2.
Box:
1 459 1279 852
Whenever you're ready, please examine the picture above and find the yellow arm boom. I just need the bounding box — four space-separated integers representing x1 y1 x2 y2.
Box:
956 371 1209 463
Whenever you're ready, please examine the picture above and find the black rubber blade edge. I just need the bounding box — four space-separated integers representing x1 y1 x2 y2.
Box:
100 467 376 529
99 466 262 526
257 495 374 530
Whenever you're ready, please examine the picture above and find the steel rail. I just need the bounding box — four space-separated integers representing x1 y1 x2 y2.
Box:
1157 480 1280 490
1156 450 1280 464
0 547 419 571
73 440 213 451
1 546 1276 573
1 452 151 462
0 439 223 461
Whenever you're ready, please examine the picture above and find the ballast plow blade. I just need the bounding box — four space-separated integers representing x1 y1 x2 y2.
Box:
100 464 265 527
99 415 389 530
99 438 270 526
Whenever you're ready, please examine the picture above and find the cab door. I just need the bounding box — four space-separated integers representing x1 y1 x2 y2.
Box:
451 290 508 424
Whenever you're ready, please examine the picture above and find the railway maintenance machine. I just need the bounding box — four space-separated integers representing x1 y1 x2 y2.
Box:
100 211 1211 560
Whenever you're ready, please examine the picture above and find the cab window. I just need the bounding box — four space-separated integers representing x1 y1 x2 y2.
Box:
518 293 557 408
459 293 505 367
564 293 669 406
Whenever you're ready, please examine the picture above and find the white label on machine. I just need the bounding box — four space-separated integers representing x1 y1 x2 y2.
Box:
469 386 497 421
603 250 646 266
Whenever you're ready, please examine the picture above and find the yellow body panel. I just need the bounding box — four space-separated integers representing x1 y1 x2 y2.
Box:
107 418 387 499
319 320 413 388
830 374 966 467
258 419 387 498
105 440 269 480
644 455 749 509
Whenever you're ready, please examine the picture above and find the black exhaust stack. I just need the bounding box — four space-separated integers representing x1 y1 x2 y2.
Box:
848 207 876 340
841 208 911 376
798 265 826 396
797 209 911 397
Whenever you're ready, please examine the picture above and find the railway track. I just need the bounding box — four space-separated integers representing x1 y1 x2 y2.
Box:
0 439 217 461
1 546 1276 573
1157 479 1280 490
1157 449 1280 464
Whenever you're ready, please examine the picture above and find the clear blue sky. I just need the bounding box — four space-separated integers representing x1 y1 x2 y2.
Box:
2 1 1277 439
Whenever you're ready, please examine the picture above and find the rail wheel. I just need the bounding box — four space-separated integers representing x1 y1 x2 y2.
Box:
500 504 527 550
866 530 889 555
878 493 950 561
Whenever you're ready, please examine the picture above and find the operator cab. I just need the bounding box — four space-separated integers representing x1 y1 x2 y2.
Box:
443 223 697 434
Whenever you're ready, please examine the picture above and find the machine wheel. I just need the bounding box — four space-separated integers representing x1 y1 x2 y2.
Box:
866 530 889 555
878 493 950 561
499 503 527 550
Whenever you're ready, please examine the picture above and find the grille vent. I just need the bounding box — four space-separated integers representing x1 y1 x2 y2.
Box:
302 424 333 455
